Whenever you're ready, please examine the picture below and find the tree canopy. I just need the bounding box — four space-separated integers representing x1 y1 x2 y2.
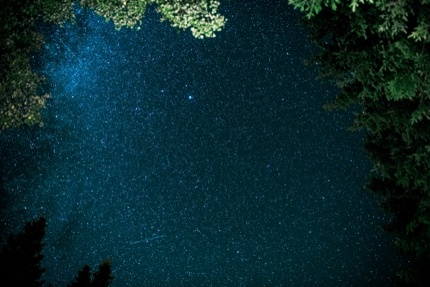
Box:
291 0 430 285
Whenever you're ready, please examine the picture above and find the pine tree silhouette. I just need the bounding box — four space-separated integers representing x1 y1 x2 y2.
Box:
92 259 113 287
68 260 113 287
0 216 46 287
67 265 91 287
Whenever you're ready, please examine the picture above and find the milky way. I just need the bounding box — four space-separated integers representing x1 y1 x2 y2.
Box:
0 1 402 286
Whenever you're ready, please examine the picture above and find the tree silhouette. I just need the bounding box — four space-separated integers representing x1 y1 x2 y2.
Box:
68 260 114 287
92 260 114 287
0 216 46 287
67 265 91 287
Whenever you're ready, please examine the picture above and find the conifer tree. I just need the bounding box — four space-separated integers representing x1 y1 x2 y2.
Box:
91 259 113 287
67 265 91 287
68 260 113 287
289 0 430 285
0 216 46 287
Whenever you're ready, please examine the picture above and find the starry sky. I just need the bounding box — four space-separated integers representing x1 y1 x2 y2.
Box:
0 1 403 286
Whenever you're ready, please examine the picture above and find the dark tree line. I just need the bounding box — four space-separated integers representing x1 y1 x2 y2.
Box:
0 216 113 287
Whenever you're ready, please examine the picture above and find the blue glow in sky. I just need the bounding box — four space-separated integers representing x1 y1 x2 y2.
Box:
0 1 402 286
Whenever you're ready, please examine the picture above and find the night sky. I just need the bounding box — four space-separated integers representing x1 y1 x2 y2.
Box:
0 1 403 286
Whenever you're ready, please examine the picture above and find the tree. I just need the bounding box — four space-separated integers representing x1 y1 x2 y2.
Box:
67 265 91 287
152 0 226 39
0 0 50 131
0 216 46 287
91 260 114 287
68 260 113 287
79 0 226 39
288 0 430 285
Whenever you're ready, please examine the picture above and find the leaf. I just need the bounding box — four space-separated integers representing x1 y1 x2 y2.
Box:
408 23 430 42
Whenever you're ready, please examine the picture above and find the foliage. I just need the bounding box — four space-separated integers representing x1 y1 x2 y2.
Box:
154 0 226 38
80 0 148 30
36 0 77 26
288 0 376 18
0 0 50 131
296 0 430 285
0 49 50 131
79 0 227 38
290 0 430 43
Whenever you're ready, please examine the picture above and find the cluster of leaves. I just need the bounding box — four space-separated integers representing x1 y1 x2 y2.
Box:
80 0 227 38
296 0 430 285
0 0 51 131
0 0 226 131
288 0 374 18
154 0 226 38
35 0 77 26
80 0 148 30
289 0 430 45
0 43 50 131
0 216 113 287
